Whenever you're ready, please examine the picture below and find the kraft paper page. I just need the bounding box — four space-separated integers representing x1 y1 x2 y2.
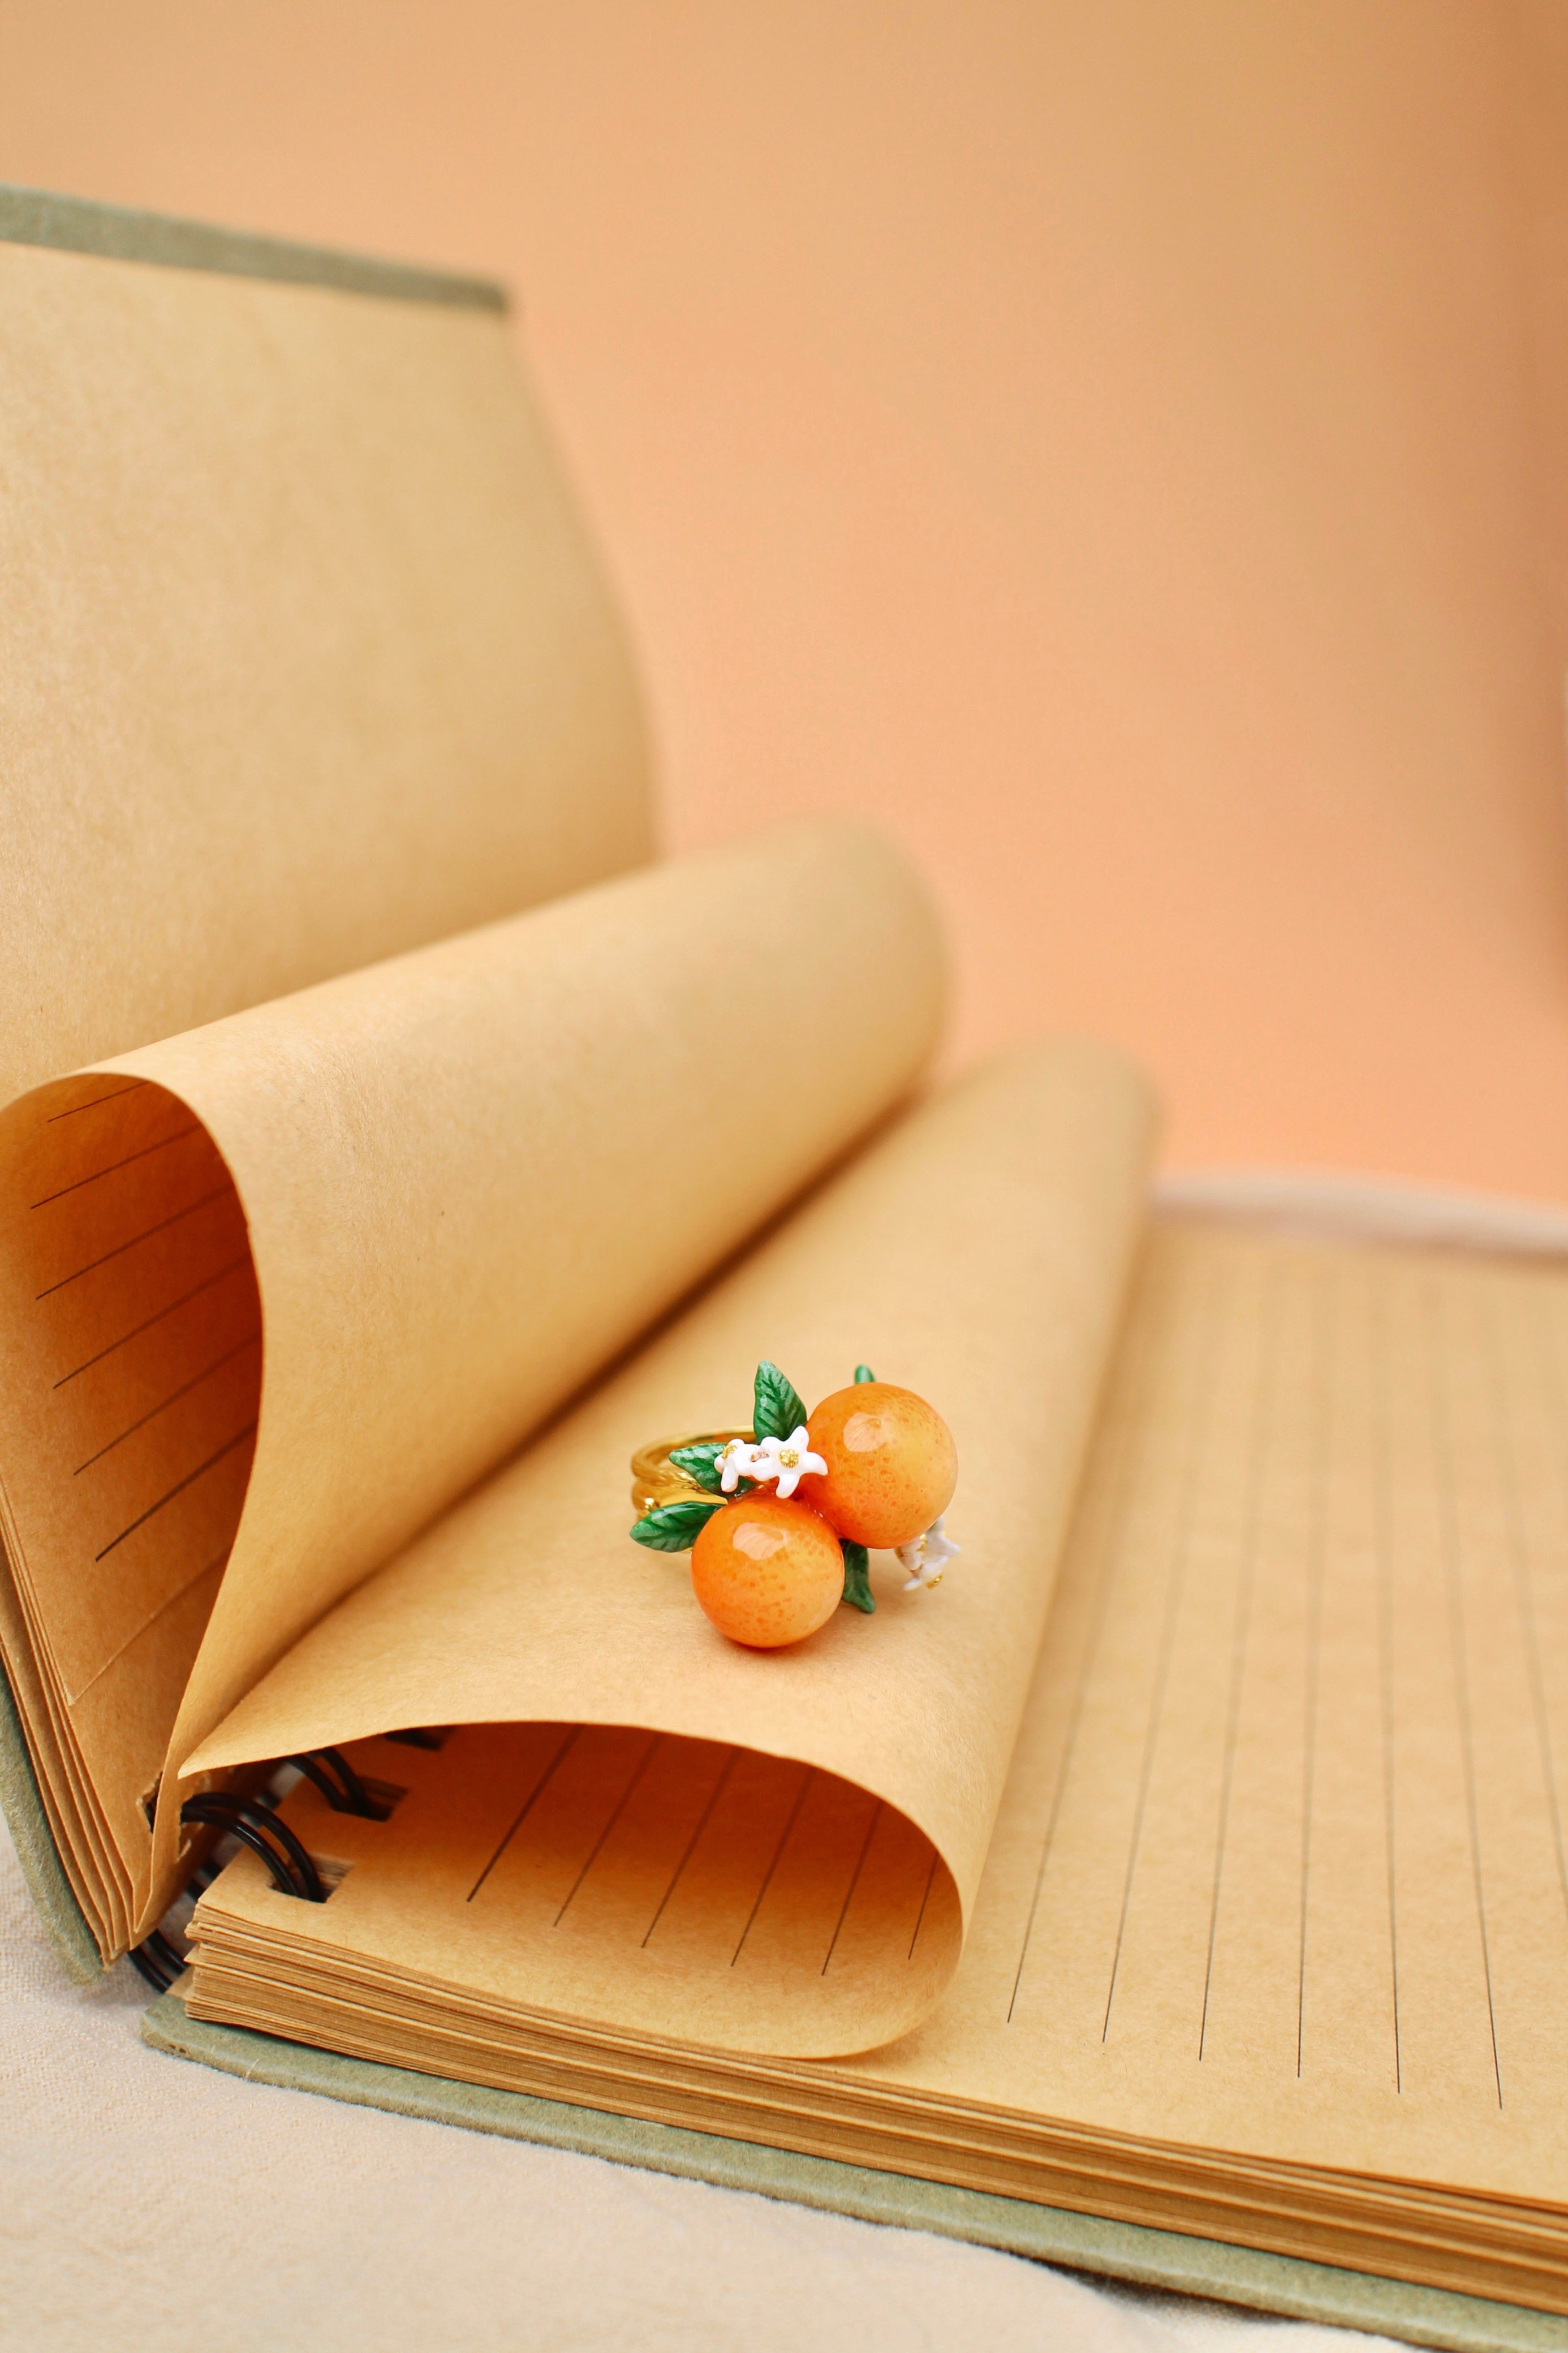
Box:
0 824 942 1951
0 234 651 1111
187 1222 1568 2307
0 1089 260 1957
0 219 654 1960
875 1219 1568 2208
193 1726 966 2068
187 1043 1157 2054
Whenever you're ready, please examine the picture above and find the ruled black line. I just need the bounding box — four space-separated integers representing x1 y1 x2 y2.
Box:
642 1747 739 1947
1199 1256 1282 2062
36 1186 231 1298
467 1728 580 1903
732 1766 813 1966
94 1421 257 1560
1102 1257 1226 2045
74 1331 261 1475
52 1255 249 1388
30 1122 201 1208
1296 1264 1333 2080
1005 1509 1122 2018
45 1081 149 1122
1428 1285 1504 2110
1371 1275 1403 2095
822 1801 882 1975
1006 1260 1166 2023
908 1850 939 1959
74 1544 232 1699
554 1735 662 1924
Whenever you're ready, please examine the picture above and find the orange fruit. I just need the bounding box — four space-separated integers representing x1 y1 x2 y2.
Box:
690 1493 845 1649
800 1382 957 1550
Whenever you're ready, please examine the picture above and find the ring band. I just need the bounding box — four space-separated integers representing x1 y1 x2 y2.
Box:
630 1431 751 1516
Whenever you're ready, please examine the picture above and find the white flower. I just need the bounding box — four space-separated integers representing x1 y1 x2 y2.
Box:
897 1516 960 1593
716 1438 759 1494
746 1426 828 1500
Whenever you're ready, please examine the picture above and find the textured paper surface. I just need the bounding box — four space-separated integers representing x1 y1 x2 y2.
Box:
0 232 652 1110
189 1726 965 2063
187 1221 1568 2311
0 214 658 1960
0 1084 259 1957
188 1043 1155 2052
0 826 943 1952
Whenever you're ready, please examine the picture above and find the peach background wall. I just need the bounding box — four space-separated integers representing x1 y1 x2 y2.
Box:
2 1 1567 1192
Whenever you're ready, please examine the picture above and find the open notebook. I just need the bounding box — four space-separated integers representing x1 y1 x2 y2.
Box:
6 187 1568 2353
153 1097 1568 2338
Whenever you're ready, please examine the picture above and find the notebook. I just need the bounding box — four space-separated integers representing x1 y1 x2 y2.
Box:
5 184 1568 2353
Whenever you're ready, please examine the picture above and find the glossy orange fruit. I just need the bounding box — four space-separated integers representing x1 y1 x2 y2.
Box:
799 1381 957 1550
690 1492 846 1649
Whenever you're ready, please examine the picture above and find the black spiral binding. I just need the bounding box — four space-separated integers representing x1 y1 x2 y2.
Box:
284 1745 395 1820
128 1744 389 1991
130 1930 187 1992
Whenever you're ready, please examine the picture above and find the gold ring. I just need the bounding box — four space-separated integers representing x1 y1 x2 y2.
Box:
626 1360 960 1652
630 1430 752 1516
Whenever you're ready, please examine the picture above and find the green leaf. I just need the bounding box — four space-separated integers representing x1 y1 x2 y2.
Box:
853 1364 876 1385
668 1442 726 1494
840 1539 875 1614
753 1360 808 1443
630 1499 722 1553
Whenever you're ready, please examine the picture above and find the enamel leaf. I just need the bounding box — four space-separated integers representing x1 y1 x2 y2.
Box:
630 1499 721 1552
753 1360 808 1443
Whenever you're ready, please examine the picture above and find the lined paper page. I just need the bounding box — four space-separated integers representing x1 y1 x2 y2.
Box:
0 825 949 1953
191 1723 962 2058
182 1040 1156 2036
880 1221 1568 2206
0 1073 261 1946
183 1215 1568 2295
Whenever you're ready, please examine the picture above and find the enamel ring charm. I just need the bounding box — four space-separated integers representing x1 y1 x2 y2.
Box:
630 1360 959 1651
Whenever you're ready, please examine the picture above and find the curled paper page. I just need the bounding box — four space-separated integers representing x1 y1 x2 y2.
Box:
0 822 943 1950
0 233 652 1108
188 1045 1156 2057
0 226 656 1964
184 1221 1568 2300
